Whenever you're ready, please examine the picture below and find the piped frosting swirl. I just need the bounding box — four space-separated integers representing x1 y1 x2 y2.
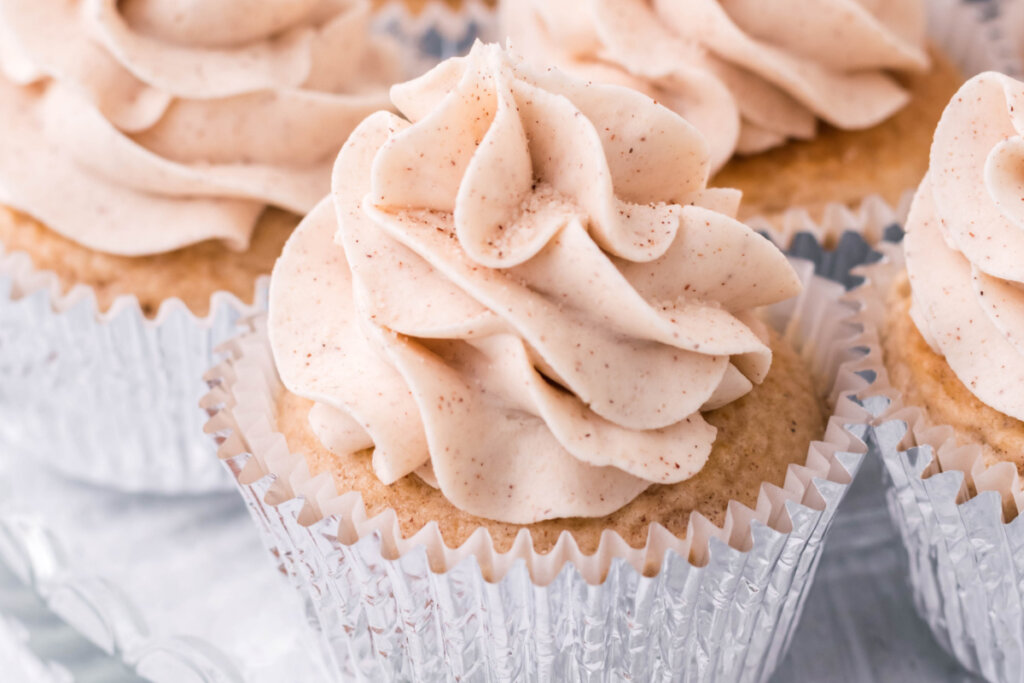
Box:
502 0 929 172
269 43 802 523
905 71 1024 422
0 0 400 255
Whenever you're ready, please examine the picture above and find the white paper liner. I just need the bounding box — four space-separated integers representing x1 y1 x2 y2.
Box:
853 242 1024 683
0 4 490 495
201 249 878 681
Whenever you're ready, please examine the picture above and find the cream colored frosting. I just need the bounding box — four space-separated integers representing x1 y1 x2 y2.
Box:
502 0 929 172
0 0 400 256
905 71 1024 422
269 43 801 524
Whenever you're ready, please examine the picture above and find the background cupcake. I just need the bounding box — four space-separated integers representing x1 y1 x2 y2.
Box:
0 0 404 492
204 43 873 680
500 0 964 221
863 71 1024 681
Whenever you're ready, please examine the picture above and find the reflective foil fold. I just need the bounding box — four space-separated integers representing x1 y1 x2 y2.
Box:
202 249 877 681
0 239 263 492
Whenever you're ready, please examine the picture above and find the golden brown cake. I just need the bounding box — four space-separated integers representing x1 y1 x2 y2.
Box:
279 331 823 554
882 274 1024 476
713 47 964 222
0 207 296 317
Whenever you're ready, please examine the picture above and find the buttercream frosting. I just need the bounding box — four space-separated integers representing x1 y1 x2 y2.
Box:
268 43 802 523
0 0 400 256
502 0 930 172
905 71 1024 422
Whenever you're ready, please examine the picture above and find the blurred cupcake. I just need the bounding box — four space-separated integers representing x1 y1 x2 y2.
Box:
205 43 873 679
501 0 965 220
0 0 404 492
863 71 1024 681
0 0 402 315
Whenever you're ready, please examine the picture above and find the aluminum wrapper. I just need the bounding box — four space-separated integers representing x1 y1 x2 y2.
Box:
856 244 1024 683
201 243 881 682
0 2 486 495
0 242 264 493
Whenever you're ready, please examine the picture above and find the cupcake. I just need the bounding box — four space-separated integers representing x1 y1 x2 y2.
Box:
500 0 965 221
0 0 405 491
205 43 874 679
864 71 1024 681
0 0 402 315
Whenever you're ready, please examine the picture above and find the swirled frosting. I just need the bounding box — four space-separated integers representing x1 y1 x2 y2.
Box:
0 0 400 256
268 43 802 523
905 72 1024 422
502 0 929 172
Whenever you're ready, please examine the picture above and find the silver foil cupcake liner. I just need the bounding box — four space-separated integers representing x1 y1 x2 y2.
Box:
201 246 878 682
0 240 264 493
857 243 1024 683
0 3 491 495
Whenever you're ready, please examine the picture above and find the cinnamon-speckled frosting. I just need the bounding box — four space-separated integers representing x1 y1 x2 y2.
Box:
905 72 1024 422
502 0 930 172
268 43 801 523
0 0 400 255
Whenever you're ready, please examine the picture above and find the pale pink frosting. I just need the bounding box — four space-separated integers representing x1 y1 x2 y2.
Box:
502 0 929 172
268 43 802 524
0 0 400 256
905 72 1024 421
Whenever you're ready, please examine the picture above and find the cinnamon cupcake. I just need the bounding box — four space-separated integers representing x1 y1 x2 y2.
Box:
0 0 405 492
863 71 1024 681
205 43 874 680
500 0 967 220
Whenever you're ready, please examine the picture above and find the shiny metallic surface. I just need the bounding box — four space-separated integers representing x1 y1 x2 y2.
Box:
0 255 264 493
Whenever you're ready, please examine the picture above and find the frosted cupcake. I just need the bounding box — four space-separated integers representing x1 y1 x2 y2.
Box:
501 0 964 220
0 0 401 314
206 43 874 679
0 0 403 491
865 71 1024 681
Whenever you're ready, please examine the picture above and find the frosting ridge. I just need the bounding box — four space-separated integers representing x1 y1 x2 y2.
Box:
905 71 1024 421
269 43 802 523
0 0 400 255
502 0 929 171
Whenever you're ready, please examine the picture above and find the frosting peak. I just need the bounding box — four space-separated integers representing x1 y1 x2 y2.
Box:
269 43 802 523
502 0 929 171
906 72 1024 421
0 0 400 256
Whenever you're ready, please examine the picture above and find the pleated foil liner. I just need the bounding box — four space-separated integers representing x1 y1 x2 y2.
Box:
855 243 1024 683
0 240 265 493
0 3 489 495
201 240 884 682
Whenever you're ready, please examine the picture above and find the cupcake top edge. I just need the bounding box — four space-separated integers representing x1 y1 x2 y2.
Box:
501 0 930 173
0 0 400 256
268 42 803 524
904 70 1024 422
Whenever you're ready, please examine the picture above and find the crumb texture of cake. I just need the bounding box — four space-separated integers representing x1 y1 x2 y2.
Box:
0 0 400 256
268 43 805 527
502 0 929 172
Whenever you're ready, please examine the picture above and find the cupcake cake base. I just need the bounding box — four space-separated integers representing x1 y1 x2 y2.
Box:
881 273 1024 478
0 207 297 317
279 331 825 555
